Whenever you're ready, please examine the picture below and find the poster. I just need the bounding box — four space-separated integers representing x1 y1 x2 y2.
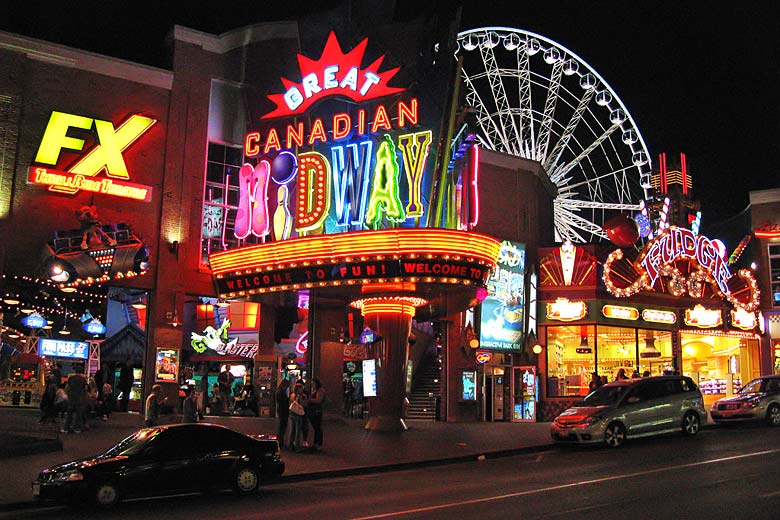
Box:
480 241 526 351
461 370 476 401
155 348 179 382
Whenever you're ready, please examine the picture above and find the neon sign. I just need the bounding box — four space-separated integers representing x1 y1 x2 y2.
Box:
684 305 723 328
603 226 760 311
641 309 677 324
262 32 404 120
602 305 639 320
730 308 757 330
233 31 466 242
546 298 587 322
28 111 155 201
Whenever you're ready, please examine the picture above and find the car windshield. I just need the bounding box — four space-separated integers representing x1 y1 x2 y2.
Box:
739 379 765 394
101 428 162 458
580 385 627 407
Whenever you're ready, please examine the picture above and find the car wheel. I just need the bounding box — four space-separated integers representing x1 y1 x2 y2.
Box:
682 412 700 436
604 422 626 448
233 466 260 495
93 481 120 509
766 404 780 427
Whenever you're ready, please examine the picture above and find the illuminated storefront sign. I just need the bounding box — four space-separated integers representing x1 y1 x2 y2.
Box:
684 305 723 328
28 111 155 201
475 352 492 364
730 308 757 330
21 313 46 329
38 338 88 360
754 222 780 239
230 31 470 246
479 241 525 351
603 226 760 312
546 298 587 322
642 309 677 324
602 305 639 320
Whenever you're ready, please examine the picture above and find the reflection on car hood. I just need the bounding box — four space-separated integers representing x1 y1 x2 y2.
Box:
43 455 128 474
715 392 765 404
556 406 611 423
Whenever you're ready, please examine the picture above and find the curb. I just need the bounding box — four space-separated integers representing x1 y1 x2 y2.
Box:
0 443 556 513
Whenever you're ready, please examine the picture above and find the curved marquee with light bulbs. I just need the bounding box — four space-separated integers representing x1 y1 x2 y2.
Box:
210 228 500 298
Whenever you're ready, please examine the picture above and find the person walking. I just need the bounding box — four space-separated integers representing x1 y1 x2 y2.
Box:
39 373 58 423
63 366 87 433
274 379 290 448
181 387 199 423
288 381 307 452
118 359 133 412
306 377 326 451
144 384 167 427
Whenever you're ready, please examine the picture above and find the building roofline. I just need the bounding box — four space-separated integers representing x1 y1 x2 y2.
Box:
171 21 299 55
749 187 780 205
0 29 173 90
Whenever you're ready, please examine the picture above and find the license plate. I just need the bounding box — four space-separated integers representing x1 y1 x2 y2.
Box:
725 404 739 410
32 482 40 497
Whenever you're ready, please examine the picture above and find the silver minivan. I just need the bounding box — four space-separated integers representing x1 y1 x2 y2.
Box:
551 375 707 447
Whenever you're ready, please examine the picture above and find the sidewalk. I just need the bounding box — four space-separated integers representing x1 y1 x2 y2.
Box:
0 408 554 510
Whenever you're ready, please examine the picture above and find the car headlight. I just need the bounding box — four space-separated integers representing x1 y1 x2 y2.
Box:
572 415 602 426
743 399 761 409
53 469 84 482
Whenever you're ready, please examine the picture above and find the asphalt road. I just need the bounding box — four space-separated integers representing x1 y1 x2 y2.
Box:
5 423 780 520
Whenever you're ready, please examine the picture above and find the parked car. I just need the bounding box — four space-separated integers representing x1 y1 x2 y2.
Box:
710 375 780 426
551 375 707 448
32 423 284 508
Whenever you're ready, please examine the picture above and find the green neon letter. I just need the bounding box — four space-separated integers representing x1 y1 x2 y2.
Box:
365 134 405 227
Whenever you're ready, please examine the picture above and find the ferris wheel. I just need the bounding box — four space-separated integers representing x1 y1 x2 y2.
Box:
455 27 652 243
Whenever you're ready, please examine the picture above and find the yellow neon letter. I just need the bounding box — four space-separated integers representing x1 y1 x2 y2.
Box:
34 111 93 165
398 131 431 217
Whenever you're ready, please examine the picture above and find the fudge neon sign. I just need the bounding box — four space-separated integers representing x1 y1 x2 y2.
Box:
28 111 156 201
262 31 404 120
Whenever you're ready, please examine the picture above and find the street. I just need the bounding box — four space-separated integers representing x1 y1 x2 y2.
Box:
4 423 780 520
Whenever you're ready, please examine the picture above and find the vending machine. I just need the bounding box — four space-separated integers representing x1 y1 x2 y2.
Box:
513 366 537 422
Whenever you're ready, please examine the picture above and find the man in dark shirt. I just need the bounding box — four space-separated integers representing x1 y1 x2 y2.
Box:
62 367 87 433
274 379 290 448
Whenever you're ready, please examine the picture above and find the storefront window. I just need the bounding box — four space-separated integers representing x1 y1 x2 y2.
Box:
682 332 759 397
546 325 595 397
770 244 780 308
200 143 267 267
595 325 637 382
637 329 673 377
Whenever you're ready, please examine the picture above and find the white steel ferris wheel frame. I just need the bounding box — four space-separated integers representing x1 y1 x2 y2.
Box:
456 27 652 243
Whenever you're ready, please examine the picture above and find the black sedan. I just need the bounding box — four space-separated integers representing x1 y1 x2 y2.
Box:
32 423 284 508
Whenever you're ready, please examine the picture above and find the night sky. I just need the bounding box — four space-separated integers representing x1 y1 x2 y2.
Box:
1 0 778 224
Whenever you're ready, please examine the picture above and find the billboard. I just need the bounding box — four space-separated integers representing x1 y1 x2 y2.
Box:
479 241 526 351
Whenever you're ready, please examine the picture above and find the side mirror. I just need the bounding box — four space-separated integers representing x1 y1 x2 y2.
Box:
626 396 640 404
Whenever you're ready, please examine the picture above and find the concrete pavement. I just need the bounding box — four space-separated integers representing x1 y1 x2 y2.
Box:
0 408 554 510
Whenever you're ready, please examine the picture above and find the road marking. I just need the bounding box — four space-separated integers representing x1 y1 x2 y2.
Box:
761 490 780 498
351 448 780 519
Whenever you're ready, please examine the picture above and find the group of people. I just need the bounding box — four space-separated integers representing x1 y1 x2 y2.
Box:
275 377 326 453
208 367 259 416
589 368 654 391
39 363 116 433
